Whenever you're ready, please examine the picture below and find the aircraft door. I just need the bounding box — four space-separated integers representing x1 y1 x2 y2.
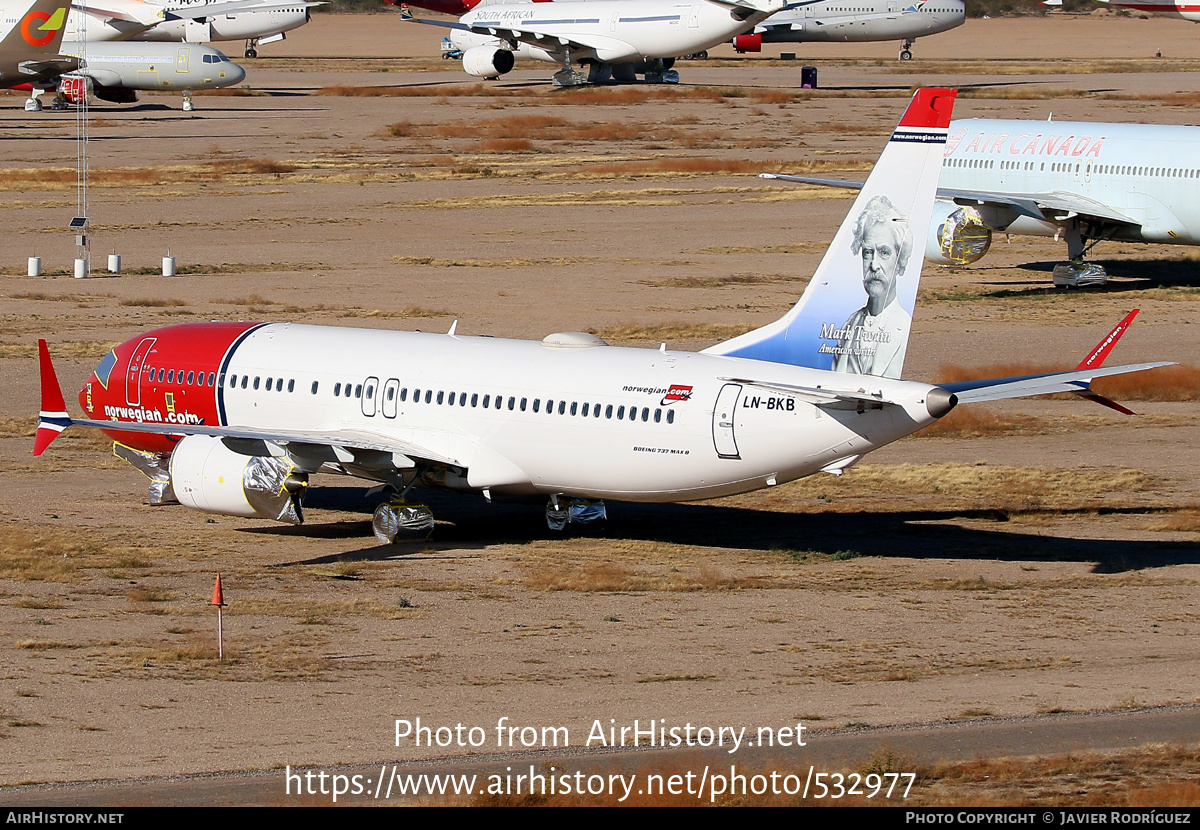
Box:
688 4 700 27
125 337 156 407
1084 159 1094 184
362 376 379 417
712 383 742 459
176 47 191 73
609 10 618 31
382 378 399 419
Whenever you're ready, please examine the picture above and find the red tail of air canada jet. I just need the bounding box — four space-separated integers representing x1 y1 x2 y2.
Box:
35 89 1172 541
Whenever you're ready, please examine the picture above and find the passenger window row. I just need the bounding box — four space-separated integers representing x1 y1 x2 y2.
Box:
146 367 216 387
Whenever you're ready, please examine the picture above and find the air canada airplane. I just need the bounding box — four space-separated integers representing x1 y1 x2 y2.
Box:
765 116 1200 283
35 89 1170 542
731 0 965 61
64 0 320 59
404 0 785 85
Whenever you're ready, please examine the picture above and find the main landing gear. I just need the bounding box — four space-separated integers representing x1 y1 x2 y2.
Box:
244 39 259 59
1052 219 1110 288
373 500 435 543
545 496 607 531
899 39 914 60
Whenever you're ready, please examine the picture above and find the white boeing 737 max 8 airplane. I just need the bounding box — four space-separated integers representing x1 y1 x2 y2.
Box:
35 89 1170 541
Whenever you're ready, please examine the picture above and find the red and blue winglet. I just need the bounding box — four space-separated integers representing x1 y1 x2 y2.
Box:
1072 309 1140 415
34 339 72 456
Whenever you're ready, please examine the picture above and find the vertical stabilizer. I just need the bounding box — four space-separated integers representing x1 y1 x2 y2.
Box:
703 88 957 379
0 0 72 63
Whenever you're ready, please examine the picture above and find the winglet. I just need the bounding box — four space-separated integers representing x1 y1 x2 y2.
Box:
398 3 414 21
1071 309 1141 415
34 339 71 456
1076 308 1139 370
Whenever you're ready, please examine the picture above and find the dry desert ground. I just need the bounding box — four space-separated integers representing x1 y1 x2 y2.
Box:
0 12 1198 805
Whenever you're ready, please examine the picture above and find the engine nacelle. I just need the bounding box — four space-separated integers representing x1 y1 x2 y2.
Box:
58 75 91 104
462 45 515 78
925 201 992 266
168 434 306 524
733 33 762 53
93 85 137 104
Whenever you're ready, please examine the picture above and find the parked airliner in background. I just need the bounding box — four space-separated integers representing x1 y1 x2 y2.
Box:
732 0 965 61
65 0 320 59
765 117 1200 284
35 89 1169 541
1075 0 1200 21
0 0 78 87
404 0 785 84
1 0 244 109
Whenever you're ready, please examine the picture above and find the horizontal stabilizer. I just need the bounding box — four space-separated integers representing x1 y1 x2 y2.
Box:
942 362 1172 404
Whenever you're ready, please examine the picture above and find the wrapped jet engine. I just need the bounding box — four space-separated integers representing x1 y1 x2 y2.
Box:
168 434 307 524
926 201 992 266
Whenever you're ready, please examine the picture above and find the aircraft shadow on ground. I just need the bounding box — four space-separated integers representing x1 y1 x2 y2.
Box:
982 259 1200 297
251 485 1198 573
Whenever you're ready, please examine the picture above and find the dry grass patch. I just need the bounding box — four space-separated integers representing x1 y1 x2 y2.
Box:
0 159 298 191
646 273 797 289
338 305 453 319
917 407 1044 439
0 340 116 359
915 744 1200 807
782 463 1154 509
315 83 531 98
98 635 337 681
1142 508 1200 533
119 298 187 308
233 595 419 621
524 562 768 592
592 322 753 346
0 528 90 582
392 255 597 269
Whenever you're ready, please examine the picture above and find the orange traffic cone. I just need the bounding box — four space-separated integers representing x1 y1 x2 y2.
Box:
210 573 226 607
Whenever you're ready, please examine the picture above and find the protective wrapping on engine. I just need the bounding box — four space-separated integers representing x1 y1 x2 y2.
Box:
112 442 176 504
243 455 302 524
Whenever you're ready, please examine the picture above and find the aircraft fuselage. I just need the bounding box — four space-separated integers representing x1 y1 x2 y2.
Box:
83 322 945 502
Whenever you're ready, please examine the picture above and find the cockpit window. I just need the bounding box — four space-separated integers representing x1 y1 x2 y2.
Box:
94 349 118 389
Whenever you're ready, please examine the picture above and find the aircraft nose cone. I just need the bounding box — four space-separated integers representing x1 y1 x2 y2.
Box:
926 387 958 419
227 62 247 85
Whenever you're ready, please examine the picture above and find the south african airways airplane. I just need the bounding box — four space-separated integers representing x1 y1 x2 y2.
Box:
34 89 1169 542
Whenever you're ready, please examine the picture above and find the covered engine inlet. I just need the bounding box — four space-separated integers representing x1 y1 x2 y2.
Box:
169 435 307 524
926 201 992 266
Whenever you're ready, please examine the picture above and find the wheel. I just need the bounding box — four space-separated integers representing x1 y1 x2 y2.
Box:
899 49 913 60
182 99 195 112
245 48 258 59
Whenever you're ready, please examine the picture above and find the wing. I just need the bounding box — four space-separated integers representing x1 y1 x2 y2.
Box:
19 57 80 77
760 173 1141 229
402 6 648 60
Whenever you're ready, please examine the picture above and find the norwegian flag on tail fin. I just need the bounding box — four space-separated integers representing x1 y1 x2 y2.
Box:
34 339 71 456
